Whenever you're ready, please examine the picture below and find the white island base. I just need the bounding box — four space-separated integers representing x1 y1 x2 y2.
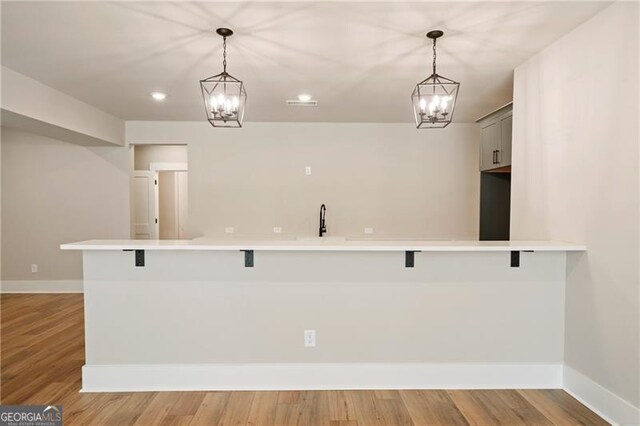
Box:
61 240 585 392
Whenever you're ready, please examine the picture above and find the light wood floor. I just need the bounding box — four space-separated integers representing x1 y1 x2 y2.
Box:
1 294 608 425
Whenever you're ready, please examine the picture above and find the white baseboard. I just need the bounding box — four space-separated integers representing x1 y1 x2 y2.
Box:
563 366 640 426
81 362 562 393
0 280 83 293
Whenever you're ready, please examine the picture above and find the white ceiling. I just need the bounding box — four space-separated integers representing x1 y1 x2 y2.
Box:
2 1 610 123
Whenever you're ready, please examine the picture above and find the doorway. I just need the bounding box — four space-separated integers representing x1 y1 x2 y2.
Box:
131 145 188 240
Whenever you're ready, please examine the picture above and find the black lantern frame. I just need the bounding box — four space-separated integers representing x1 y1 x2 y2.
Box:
200 28 247 128
412 30 460 129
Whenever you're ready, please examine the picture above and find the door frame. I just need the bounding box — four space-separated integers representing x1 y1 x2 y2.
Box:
150 162 189 240
129 144 189 239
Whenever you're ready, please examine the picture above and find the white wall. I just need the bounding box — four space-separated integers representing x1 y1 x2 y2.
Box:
1 127 130 281
134 144 187 170
511 1 639 417
127 122 480 240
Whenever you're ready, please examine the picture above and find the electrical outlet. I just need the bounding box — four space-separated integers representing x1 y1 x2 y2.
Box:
273 227 282 234
304 329 316 347
30 264 38 273
364 227 374 234
225 227 235 234
305 166 312 176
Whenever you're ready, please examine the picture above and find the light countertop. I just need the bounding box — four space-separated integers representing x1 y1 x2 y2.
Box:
61 239 586 252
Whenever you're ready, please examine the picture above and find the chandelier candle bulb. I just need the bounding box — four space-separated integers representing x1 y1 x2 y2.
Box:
441 96 449 113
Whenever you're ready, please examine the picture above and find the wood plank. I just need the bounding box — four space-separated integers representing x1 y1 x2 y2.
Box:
298 391 332 426
133 392 178 425
246 390 278 426
495 390 553 425
400 389 469 426
375 398 414 425
80 393 138 425
159 414 194 425
273 390 304 426
96 392 157 425
326 390 357 423
518 389 610 426
448 389 529 425
190 392 230 425
166 391 207 417
216 391 255 425
65 393 131 425
346 390 385 425
374 389 400 400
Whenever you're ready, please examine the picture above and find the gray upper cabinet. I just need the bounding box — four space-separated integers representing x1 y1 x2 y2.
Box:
477 103 512 171
480 121 499 171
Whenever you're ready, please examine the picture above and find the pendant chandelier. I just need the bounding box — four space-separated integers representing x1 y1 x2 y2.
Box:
411 30 460 129
200 28 247 128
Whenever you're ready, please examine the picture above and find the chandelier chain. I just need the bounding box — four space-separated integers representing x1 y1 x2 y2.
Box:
432 37 437 76
222 36 227 73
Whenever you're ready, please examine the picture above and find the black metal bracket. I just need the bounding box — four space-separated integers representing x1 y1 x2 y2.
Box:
123 249 145 267
405 251 419 268
510 250 534 267
135 250 145 267
510 251 520 268
242 250 254 267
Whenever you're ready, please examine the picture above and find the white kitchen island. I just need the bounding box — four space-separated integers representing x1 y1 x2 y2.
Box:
62 239 585 392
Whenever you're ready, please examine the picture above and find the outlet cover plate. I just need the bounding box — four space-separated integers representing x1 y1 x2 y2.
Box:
304 329 316 347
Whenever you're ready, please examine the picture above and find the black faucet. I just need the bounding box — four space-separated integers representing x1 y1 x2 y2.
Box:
319 204 327 237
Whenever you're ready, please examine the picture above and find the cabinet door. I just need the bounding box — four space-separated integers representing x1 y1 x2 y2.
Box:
498 112 512 167
480 120 499 171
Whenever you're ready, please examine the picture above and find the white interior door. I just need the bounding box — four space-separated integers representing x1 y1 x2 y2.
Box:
158 171 189 240
133 171 158 239
158 172 177 240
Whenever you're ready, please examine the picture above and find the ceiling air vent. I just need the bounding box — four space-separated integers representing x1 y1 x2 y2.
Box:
286 100 318 107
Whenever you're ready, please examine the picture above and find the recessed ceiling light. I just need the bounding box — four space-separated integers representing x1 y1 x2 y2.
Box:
297 93 312 102
150 92 167 101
